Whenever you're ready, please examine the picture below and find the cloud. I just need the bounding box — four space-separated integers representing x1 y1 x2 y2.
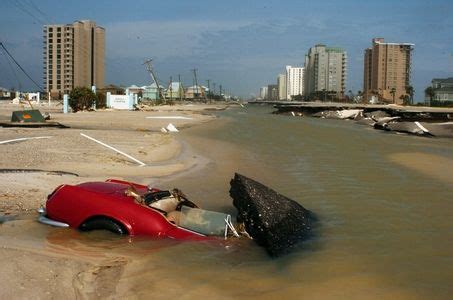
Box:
105 19 252 60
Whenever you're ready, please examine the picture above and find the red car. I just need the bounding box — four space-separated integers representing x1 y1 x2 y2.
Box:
39 179 236 241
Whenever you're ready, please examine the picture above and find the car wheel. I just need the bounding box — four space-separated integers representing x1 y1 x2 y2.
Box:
79 217 128 235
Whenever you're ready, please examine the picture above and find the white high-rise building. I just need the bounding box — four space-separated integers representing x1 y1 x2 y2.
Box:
286 66 304 100
259 86 268 100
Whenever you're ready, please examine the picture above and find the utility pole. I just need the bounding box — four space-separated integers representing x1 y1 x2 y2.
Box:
206 79 210 101
219 84 222 99
212 82 216 98
178 74 182 101
143 59 166 102
169 76 173 100
191 68 199 100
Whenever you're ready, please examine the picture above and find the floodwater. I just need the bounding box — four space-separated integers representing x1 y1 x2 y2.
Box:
2 105 452 299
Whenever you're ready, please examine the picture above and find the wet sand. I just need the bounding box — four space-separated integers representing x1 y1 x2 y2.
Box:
388 152 453 185
0 101 227 298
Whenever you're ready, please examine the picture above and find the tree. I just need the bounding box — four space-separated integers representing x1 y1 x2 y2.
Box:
347 90 354 102
292 94 304 101
424 86 435 106
405 85 414 105
390 87 396 104
69 87 104 112
400 94 410 105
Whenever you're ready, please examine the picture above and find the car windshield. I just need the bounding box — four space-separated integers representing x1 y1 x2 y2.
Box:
178 206 229 236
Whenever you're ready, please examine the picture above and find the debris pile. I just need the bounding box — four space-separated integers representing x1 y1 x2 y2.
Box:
288 107 453 138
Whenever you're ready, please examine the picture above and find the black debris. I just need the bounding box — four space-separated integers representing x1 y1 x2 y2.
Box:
229 173 315 257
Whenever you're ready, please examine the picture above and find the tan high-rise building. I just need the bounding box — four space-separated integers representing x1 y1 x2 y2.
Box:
277 74 287 100
43 20 105 98
363 38 413 104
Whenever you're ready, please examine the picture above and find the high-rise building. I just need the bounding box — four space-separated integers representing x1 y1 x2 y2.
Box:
277 74 287 100
267 84 278 101
43 20 105 98
259 86 268 100
304 44 347 98
363 38 414 104
286 66 304 100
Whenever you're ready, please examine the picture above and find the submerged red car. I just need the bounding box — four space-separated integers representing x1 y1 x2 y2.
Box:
39 179 237 240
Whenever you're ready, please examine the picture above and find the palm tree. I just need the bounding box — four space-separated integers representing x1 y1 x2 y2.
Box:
390 88 396 104
405 85 414 105
400 94 410 105
424 86 435 106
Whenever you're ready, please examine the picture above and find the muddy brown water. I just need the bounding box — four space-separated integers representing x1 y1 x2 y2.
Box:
1 106 452 299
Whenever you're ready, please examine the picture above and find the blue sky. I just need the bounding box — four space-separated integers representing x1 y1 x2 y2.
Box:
0 0 452 100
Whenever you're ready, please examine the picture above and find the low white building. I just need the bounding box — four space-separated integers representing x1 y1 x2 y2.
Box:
431 77 453 102
125 85 144 96
0 87 11 99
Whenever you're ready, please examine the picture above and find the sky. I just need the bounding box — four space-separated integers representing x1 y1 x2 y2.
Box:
0 0 452 100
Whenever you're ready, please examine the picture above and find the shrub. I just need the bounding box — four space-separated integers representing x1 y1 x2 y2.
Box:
430 100 453 107
69 87 96 112
96 92 106 109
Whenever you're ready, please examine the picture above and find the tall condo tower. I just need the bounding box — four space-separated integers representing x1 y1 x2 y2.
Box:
286 66 304 100
363 38 413 104
277 73 287 100
43 20 105 98
304 44 347 98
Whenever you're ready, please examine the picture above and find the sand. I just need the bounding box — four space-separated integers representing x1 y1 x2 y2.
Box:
0 101 229 298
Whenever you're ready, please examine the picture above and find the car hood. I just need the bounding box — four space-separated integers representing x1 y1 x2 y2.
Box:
76 181 137 197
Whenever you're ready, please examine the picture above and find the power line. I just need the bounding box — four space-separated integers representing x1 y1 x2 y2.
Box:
10 0 46 25
23 0 53 23
0 48 22 89
0 42 43 91
0 51 16 89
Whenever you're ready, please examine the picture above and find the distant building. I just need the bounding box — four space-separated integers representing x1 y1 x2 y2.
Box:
166 82 184 99
304 44 347 99
98 84 125 95
363 38 414 104
267 84 278 101
185 85 205 99
277 74 287 100
286 66 304 100
43 20 105 98
125 85 144 96
430 78 453 102
259 86 268 100
143 83 165 100
0 87 12 99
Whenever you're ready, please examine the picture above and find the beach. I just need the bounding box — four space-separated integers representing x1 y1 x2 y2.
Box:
0 102 227 299
0 102 227 213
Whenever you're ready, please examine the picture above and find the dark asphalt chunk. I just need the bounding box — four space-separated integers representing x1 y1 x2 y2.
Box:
230 173 315 257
